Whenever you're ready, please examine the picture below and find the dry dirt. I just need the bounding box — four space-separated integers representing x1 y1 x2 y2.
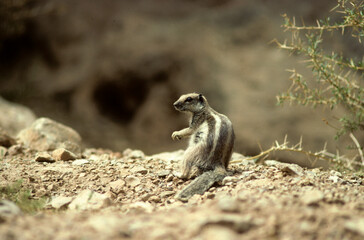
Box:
0 145 363 240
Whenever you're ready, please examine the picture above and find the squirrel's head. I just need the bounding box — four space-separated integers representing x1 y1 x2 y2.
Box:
173 93 208 113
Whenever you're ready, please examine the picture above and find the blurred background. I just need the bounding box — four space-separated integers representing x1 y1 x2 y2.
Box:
1 0 362 167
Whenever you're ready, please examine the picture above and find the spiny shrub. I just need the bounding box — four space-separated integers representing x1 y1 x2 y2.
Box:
273 0 363 170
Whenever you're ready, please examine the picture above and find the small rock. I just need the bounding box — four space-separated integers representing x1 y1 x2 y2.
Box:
131 166 148 174
17 117 82 154
329 175 341 183
217 197 240 213
301 189 324 205
0 200 22 220
0 129 16 147
306 171 317 179
140 193 151 201
166 175 174 182
35 152 55 163
109 179 125 194
125 176 141 187
240 171 255 179
206 192 215 199
160 191 175 198
222 176 239 185
52 148 77 161
7 144 22 155
329 170 342 177
122 148 132 156
265 160 304 176
134 185 145 193
68 190 111 211
0 146 7 159
149 195 161 203
156 170 171 177
281 165 304 176
50 196 73 209
72 159 89 166
126 150 145 159
345 218 364 236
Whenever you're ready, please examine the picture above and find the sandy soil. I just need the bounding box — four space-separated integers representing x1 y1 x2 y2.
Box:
0 146 363 240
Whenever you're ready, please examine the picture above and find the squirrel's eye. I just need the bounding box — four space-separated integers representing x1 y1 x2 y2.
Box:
185 97 193 103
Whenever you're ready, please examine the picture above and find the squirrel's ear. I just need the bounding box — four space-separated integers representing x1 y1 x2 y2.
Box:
198 93 204 102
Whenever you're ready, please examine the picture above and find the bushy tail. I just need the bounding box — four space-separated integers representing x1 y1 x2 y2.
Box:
175 167 226 201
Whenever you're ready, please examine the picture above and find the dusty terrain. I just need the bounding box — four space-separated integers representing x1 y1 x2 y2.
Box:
1 2 364 239
1 142 363 239
2 0 361 160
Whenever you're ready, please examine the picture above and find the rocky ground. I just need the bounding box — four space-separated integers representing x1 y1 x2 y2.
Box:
0 118 363 240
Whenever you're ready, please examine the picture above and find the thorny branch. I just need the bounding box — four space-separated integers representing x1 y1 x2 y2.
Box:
230 136 361 170
271 0 364 165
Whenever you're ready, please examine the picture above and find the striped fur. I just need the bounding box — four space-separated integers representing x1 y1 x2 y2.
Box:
172 93 235 179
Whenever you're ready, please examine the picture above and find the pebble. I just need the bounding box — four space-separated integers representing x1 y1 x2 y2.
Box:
329 175 341 183
140 193 151 201
166 175 174 182
109 179 125 194
330 170 342 177
160 191 175 198
206 193 215 199
72 159 90 166
265 160 304 176
222 176 239 185
52 148 77 161
50 196 73 209
131 166 148 174
125 176 141 187
68 189 111 211
239 171 255 179
149 195 161 203
7 144 22 155
35 152 55 163
128 150 145 159
135 185 145 193
156 170 171 177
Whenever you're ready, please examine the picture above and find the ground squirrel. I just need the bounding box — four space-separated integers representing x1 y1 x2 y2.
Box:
172 93 235 200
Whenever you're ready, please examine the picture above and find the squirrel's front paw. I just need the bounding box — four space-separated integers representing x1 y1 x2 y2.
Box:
171 131 182 141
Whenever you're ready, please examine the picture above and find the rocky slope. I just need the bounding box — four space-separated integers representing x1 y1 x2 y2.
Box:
0 117 363 240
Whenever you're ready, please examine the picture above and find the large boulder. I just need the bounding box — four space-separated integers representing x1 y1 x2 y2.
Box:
17 118 82 154
0 96 36 137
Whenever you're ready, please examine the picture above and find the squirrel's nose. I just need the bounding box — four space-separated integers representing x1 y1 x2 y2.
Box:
173 101 182 109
